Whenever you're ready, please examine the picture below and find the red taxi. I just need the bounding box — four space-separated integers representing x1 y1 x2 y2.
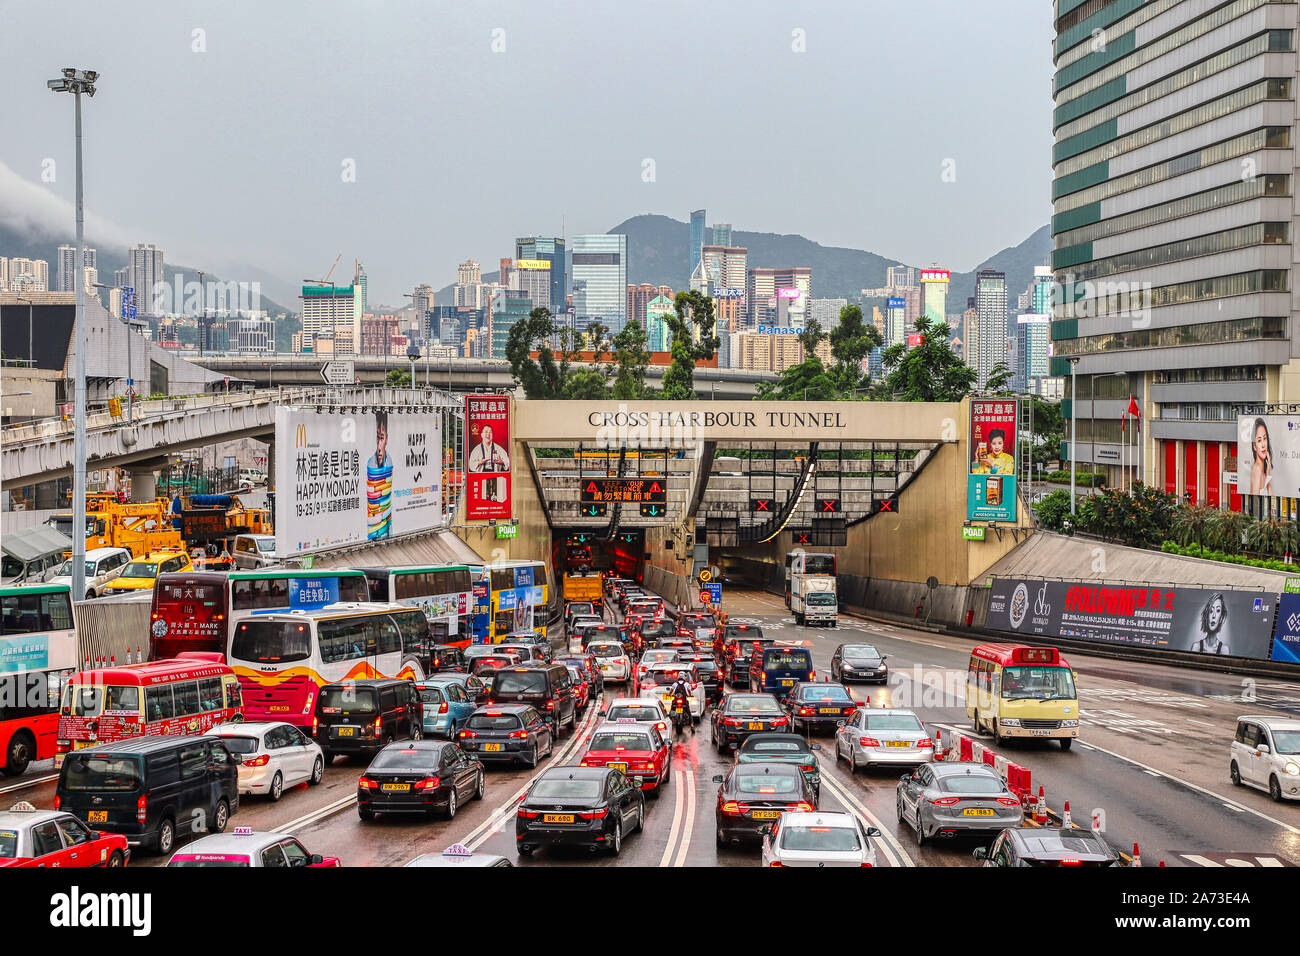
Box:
0 803 130 867
580 721 671 795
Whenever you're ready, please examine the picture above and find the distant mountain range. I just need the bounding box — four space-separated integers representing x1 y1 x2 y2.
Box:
434 215 1050 310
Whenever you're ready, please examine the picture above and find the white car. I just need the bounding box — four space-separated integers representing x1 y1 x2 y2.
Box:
760 811 879 868
166 828 339 867
603 697 672 738
208 722 325 801
1230 715 1300 801
640 662 706 719
49 546 132 599
588 640 631 683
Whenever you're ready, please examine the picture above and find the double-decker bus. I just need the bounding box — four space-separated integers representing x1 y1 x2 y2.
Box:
360 565 473 648
56 657 242 758
226 605 431 729
486 560 549 643
966 644 1079 750
0 584 78 776
148 569 370 660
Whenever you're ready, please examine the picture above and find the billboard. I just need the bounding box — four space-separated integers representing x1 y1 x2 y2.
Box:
887 297 906 310
515 259 550 270
275 407 442 557
1236 414 1300 497
776 287 802 299
712 288 744 298
1271 593 1300 662
919 269 950 283
968 399 1017 522
465 395 512 520
987 578 1277 662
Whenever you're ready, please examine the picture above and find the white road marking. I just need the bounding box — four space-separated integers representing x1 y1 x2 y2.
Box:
0 772 57 795
659 767 688 867
819 772 913 868
1222 803 1244 812
671 765 697 867
280 793 358 834
1187 719 1214 727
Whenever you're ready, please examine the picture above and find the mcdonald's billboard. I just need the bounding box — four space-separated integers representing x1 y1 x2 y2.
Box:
274 406 443 557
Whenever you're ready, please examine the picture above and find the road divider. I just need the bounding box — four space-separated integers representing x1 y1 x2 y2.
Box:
935 726 1033 806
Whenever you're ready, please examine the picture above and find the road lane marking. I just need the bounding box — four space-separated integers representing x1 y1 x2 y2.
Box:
659 768 687 867
673 768 696 867
1222 803 1244 812
819 772 912 867
1187 719 1214 727
280 793 358 833
0 772 57 795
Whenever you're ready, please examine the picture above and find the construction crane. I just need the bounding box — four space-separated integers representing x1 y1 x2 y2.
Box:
303 253 344 350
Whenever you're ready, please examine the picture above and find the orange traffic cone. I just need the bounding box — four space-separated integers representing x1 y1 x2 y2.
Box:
1034 785 1048 824
1132 843 1142 867
1062 801 1072 828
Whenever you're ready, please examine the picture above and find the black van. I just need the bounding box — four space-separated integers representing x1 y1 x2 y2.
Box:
314 678 422 761
488 664 576 735
749 646 816 698
56 736 240 856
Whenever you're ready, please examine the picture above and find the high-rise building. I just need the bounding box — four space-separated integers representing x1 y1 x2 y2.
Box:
627 283 656 332
354 262 368 313
969 269 1007 389
711 223 733 248
301 283 361 354
56 245 96 292
729 332 831 372
490 288 534 358
457 260 481 286
0 258 8 291
112 266 128 289
810 298 847 327
886 265 916 290
701 245 748 300
507 258 552 311
747 267 811 330
360 314 402 355
571 234 627 332
454 260 484 309
918 268 949 326
7 258 49 292
1015 313 1052 392
1050 1 1297 506
689 209 706 281
645 295 676 351
127 244 165 316
232 317 276 353
516 237 566 312
885 295 907 348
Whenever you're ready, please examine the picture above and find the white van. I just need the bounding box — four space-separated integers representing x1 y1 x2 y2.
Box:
1230 715 1300 801
50 546 134 599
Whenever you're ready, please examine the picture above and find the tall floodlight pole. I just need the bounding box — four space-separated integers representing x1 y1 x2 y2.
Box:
1067 357 1079 515
49 67 97 602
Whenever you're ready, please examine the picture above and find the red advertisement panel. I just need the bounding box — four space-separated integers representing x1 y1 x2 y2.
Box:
465 395 512 520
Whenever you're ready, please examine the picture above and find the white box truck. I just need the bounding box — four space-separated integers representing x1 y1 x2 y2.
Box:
791 573 837 626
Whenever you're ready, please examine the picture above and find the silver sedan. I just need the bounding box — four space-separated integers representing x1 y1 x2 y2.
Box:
835 707 933 771
895 762 1024 847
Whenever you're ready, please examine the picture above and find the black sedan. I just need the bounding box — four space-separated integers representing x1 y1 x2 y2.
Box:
712 762 816 847
734 732 823 802
783 682 858 733
516 766 645 857
456 705 556 767
711 693 791 753
677 651 723 701
831 643 888 684
357 740 484 821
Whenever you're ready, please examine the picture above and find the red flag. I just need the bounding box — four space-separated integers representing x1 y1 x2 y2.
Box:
1125 396 1141 431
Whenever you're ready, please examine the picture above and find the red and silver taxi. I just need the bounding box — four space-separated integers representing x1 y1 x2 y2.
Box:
165 827 340 867
580 721 671 794
0 802 130 867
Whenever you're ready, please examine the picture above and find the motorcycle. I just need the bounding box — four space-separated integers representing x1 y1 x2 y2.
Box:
670 694 693 735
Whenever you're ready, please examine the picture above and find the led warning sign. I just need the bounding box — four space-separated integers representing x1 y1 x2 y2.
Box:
580 478 667 504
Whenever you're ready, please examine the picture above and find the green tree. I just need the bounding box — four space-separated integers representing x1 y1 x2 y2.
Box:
660 290 719 400
984 362 1013 393
1077 482 1176 548
879 316 977 401
505 306 567 399
385 368 411 387
610 319 652 400
827 304 882 399
562 368 611 400
1033 488 1074 533
1026 397 1064 474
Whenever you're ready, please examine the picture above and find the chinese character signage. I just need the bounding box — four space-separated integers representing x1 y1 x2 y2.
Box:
579 478 666 504
968 399 1018 522
289 577 341 610
275 406 442 557
0 634 49 673
465 395 512 520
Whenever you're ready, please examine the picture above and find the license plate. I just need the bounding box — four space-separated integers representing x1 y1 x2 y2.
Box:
381 783 410 792
609 762 627 772
543 814 574 824
751 810 780 820
336 727 355 737
819 708 839 714
962 808 995 817
483 743 503 752
747 722 764 731
885 740 911 748
780 679 795 686
1029 729 1052 737
87 811 107 824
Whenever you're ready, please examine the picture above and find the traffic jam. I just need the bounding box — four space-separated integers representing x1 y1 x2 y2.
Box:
1 565 1126 871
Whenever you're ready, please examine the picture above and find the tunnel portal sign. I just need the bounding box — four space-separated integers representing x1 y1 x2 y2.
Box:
580 478 667 504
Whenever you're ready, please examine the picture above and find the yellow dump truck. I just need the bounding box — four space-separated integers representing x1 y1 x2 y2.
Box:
563 571 604 603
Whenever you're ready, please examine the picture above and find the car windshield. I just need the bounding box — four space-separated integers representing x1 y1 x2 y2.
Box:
726 626 762 638
565 666 584 682
255 539 276 552
0 829 17 858
643 651 676 663
607 705 661 722
589 731 653 751
781 825 861 852
55 560 97 577
588 643 623 658
807 593 837 606
370 747 438 770
531 778 602 800
683 615 716 629
843 645 879 660
62 755 140 791
230 620 313 665
217 735 260 755
493 671 548 694
729 697 781 714
466 713 522 731
734 772 801 795
938 773 1002 794
568 603 594 615
168 857 251 867
1270 730 1300 754
121 562 159 577
463 646 500 660
417 687 445 704
747 739 809 755
764 652 812 669
318 687 378 715
1001 666 1076 700
797 685 852 702
863 714 924 732
64 684 139 717
471 659 513 675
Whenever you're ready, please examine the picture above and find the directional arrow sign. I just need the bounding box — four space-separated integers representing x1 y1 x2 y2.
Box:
639 503 665 517
581 503 607 517
321 360 355 385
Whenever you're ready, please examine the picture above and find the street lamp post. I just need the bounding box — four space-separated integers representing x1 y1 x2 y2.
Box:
49 66 97 603
406 343 420 401
1067 357 1079 514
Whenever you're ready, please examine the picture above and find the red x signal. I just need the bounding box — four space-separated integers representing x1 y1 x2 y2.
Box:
751 498 773 512
819 498 840 512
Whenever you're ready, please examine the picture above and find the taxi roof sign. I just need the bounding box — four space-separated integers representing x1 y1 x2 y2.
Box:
9 801 36 812
233 826 255 835
443 843 473 857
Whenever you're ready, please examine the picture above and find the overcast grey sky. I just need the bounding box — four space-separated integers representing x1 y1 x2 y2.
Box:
1 0 1054 304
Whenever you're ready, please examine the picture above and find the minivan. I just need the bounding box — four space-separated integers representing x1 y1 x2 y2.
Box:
232 534 278 570
313 678 423 761
749 646 815 698
50 546 133 599
487 665 576 735
55 735 240 856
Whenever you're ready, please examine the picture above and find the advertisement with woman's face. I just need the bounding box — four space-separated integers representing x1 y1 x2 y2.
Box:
1236 415 1300 496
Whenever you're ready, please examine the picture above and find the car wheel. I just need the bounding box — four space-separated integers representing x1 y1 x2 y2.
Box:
1060 738 1072 751
992 724 1002 748
269 771 284 802
913 809 926 847
1230 761 1241 786
896 795 905 823
155 818 175 856
85 590 95 601
212 798 229 833
716 826 726 848
410 727 423 741
3 729 35 777
474 770 485 801
517 845 534 856
849 747 858 773
609 818 622 856
635 802 645 833
1270 775 1283 802
310 757 324 786
106 850 124 867
445 787 458 819
358 807 375 821
525 745 539 769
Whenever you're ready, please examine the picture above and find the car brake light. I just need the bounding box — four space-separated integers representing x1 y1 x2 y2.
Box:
800 764 815 772
931 796 961 806
760 671 767 683
245 754 270 767
311 718 318 735
997 798 1022 807
413 776 441 791
508 730 530 739
373 717 382 734
859 737 880 747
438 702 449 714
791 802 814 812
545 699 555 709
772 718 788 727
578 807 609 820
358 777 379 790
917 737 934 748
53 794 61 810
721 801 741 815
798 707 814 716
517 807 540 818
458 729 476 739
860 863 874 867
769 860 784 867
136 793 148 823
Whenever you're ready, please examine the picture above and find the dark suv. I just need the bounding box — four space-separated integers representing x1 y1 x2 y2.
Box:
314 678 423 761
723 633 777 687
487 664 577 735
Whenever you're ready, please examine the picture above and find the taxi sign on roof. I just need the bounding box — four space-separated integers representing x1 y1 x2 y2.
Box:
443 843 473 857
9 801 36 812
233 826 254 835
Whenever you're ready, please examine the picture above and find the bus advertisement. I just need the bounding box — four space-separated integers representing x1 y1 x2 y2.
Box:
0 584 78 776
488 561 548 642
361 566 473 647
